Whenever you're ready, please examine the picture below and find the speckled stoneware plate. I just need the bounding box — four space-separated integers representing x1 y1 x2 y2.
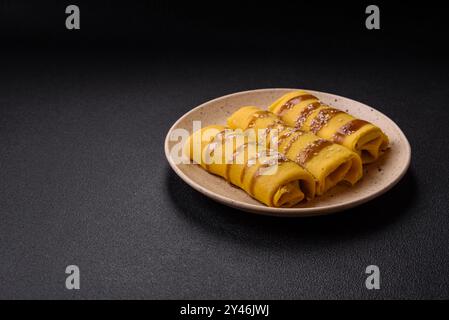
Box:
165 89 411 217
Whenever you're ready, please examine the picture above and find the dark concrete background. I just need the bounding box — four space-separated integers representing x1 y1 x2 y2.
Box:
0 1 448 299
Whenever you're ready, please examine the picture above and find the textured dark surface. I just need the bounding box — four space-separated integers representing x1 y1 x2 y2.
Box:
1 51 448 299
1 1 449 300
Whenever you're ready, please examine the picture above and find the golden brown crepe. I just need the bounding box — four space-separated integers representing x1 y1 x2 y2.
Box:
184 125 316 207
268 90 389 164
227 107 363 195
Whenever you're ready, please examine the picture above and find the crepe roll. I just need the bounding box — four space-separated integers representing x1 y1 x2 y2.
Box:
268 90 389 164
227 107 363 195
184 125 315 207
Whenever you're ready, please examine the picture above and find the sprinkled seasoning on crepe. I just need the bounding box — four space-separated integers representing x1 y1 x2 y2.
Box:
184 125 315 207
269 90 389 164
227 107 363 196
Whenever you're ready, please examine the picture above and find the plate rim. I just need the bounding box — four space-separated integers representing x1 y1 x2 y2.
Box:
164 88 412 217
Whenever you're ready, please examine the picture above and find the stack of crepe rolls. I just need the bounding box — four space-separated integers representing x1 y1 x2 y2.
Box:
227 107 363 196
268 90 389 164
184 125 316 208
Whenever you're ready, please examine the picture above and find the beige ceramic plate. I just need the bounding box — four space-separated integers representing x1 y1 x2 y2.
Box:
165 89 411 217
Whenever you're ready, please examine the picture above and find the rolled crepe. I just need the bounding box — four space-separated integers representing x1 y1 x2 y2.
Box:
227 107 363 196
268 90 389 164
184 125 315 207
